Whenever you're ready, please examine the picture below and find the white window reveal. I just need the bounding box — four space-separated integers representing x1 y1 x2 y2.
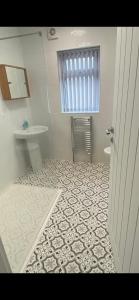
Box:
57 46 100 113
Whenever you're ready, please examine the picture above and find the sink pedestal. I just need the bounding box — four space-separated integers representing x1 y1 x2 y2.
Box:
26 139 43 172
14 125 48 172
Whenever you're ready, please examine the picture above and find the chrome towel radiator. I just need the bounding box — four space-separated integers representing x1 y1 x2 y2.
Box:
71 116 93 163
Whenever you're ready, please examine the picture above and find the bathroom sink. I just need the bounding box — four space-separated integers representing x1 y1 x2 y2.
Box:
14 125 48 139
14 125 48 172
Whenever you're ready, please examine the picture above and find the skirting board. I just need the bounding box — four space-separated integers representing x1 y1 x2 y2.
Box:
109 225 122 273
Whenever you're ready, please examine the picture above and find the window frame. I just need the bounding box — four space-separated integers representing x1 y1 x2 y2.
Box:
57 45 101 114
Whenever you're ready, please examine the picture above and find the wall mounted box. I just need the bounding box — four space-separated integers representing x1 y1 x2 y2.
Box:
0 64 30 100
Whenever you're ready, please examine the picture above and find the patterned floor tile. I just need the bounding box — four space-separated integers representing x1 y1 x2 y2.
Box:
16 159 116 273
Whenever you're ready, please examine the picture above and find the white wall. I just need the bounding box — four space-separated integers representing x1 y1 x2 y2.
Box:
0 27 32 192
19 33 49 159
45 27 117 162
19 27 117 163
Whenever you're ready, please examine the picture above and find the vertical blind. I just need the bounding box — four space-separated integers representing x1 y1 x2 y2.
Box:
58 46 100 113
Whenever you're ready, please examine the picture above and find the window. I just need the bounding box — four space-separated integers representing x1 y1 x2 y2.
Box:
57 46 100 113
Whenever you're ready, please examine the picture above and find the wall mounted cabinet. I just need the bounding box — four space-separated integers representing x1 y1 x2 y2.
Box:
0 64 30 100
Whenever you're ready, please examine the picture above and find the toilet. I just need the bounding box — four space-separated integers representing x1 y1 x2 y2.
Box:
104 146 111 155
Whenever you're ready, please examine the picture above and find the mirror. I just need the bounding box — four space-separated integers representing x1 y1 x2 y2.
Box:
0 64 30 100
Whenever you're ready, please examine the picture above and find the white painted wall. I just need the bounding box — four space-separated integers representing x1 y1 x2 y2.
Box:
19 33 49 159
19 27 117 163
44 27 117 162
0 27 32 192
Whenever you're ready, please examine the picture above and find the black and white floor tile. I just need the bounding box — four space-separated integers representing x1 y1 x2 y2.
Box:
16 159 115 273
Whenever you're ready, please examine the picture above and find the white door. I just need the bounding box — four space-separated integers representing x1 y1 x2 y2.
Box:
108 27 139 273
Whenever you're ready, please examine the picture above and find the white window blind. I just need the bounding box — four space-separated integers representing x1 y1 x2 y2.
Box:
58 46 100 113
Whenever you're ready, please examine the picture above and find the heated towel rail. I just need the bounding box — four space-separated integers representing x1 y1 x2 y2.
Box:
71 116 93 163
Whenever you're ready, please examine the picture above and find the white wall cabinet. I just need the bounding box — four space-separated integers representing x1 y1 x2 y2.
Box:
0 64 30 100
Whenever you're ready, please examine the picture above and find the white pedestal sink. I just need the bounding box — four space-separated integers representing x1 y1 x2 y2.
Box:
14 125 48 172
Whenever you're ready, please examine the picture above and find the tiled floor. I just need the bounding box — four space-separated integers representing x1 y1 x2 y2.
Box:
16 159 115 273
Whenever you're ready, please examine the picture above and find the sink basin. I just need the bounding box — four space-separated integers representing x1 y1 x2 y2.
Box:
14 125 48 139
14 125 48 172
